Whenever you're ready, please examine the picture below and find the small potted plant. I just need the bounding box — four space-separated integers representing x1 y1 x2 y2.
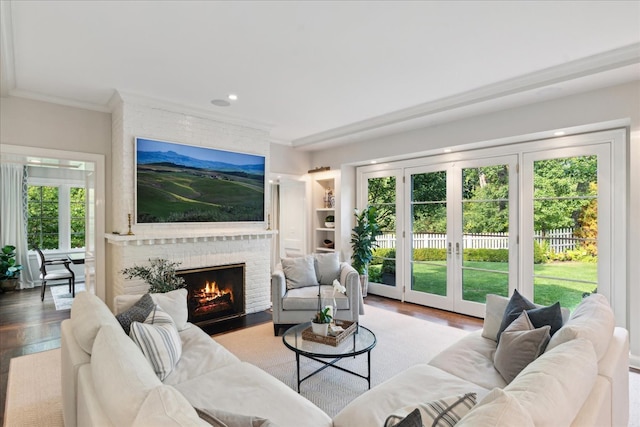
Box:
121 258 186 293
1 245 23 292
324 215 335 228
311 306 333 336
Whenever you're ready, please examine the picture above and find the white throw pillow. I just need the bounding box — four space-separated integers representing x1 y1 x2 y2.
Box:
151 289 189 331
282 255 318 290
482 294 510 341
130 305 183 381
314 252 341 285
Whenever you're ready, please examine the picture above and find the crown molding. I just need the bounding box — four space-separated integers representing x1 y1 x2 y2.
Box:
292 43 640 148
112 90 275 134
7 88 112 112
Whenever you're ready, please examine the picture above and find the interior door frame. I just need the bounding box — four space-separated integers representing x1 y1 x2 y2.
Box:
0 144 106 300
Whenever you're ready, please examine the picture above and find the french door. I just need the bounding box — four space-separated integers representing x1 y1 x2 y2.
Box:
361 129 622 319
403 156 517 317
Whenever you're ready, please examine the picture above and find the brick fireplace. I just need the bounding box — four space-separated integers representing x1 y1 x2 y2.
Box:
105 230 273 313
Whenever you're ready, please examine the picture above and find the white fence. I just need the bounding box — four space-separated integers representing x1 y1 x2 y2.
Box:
375 228 577 253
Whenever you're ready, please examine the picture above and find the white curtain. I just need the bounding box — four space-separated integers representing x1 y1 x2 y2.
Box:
0 163 34 288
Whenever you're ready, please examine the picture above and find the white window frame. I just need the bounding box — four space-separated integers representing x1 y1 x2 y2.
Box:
357 128 627 326
28 177 86 254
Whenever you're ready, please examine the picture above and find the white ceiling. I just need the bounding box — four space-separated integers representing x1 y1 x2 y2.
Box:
1 0 639 150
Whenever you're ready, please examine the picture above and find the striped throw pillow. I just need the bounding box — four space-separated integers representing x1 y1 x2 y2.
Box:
385 393 477 427
129 305 182 381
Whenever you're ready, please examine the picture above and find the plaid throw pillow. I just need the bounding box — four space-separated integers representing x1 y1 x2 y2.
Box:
385 393 477 427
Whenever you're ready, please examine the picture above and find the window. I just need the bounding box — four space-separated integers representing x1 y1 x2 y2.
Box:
28 184 86 250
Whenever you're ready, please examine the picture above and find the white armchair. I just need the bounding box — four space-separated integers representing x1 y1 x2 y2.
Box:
271 253 363 335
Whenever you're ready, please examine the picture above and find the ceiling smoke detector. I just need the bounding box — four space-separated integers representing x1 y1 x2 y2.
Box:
211 99 230 107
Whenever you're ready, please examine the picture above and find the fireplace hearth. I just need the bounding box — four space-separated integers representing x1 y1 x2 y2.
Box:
177 263 245 326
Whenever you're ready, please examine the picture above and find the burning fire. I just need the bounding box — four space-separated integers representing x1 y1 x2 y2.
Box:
200 281 233 303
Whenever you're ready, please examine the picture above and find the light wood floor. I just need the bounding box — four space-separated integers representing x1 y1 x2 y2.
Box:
0 287 634 422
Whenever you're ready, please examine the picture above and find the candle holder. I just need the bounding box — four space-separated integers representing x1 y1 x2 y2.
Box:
127 213 135 235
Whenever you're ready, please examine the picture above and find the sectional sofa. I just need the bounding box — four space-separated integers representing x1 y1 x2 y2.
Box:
61 288 628 426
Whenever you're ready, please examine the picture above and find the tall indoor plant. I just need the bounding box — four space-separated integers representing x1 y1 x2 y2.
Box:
350 206 381 297
1 245 23 292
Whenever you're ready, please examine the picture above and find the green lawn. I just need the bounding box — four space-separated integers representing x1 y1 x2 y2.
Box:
371 261 597 310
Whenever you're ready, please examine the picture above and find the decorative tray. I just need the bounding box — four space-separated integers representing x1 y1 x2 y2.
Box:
301 320 357 346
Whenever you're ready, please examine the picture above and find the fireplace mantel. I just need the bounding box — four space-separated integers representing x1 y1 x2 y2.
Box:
105 229 276 247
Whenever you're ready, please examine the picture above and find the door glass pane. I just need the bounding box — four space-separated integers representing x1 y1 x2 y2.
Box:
461 165 510 301
533 156 598 309
410 171 447 296
367 177 396 286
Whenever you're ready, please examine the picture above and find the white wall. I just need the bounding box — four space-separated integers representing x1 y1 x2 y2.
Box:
0 96 112 208
270 141 311 175
309 80 640 368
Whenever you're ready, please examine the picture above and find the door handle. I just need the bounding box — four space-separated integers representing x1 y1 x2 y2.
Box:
455 242 460 255
447 242 452 255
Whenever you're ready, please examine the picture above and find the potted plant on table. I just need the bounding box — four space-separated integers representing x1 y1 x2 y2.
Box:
350 206 381 297
311 306 333 336
1 245 23 292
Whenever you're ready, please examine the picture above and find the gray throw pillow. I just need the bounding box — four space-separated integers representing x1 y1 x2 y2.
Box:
314 252 341 285
494 311 551 383
497 289 536 342
385 408 422 427
526 302 563 337
281 255 318 290
115 293 155 335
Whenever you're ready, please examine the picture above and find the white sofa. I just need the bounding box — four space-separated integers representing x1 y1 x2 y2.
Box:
60 290 332 427
333 293 629 427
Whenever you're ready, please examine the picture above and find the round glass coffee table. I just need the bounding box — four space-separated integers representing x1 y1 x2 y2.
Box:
282 322 376 392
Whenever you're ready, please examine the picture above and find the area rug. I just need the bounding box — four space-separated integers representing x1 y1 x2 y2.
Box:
214 305 470 417
4 349 63 427
50 282 85 310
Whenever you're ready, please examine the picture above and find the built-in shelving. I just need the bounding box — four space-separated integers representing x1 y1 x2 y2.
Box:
311 171 340 254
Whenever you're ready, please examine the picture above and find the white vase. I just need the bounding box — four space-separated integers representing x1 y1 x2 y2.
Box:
311 322 329 336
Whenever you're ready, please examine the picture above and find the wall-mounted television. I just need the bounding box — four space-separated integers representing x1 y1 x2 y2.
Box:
135 137 265 224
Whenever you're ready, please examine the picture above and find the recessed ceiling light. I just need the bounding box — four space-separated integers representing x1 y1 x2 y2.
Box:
443 148 452 153
554 131 566 136
370 160 377 164
228 94 238 101
211 99 230 107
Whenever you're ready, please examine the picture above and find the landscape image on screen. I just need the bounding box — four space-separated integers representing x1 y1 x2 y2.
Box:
135 138 265 223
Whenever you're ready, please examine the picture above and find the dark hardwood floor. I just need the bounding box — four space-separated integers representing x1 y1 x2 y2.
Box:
0 287 480 421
